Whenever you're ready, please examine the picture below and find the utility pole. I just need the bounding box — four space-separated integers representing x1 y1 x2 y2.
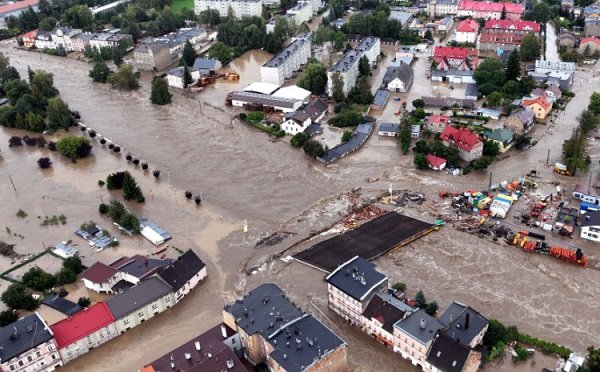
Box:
8 175 16 191
546 149 550 165
488 172 492 189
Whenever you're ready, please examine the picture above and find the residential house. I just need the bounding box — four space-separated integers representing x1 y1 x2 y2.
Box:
22 29 38 48
522 94 553 119
158 249 207 304
71 33 94 53
580 210 600 242
431 46 478 83
192 58 222 74
139 217 172 246
393 310 444 368
50 27 82 52
0 313 62 372
455 18 479 44
81 262 123 293
195 0 262 18
527 59 575 90
427 0 459 18
579 35 600 54
424 115 450 133
281 110 312 135
50 303 117 364
105 276 175 334
562 0 574 9
531 84 562 101
222 284 348 370
52 242 78 259
134 28 206 71
457 1 524 20
34 30 55 50
427 154 447 171
504 107 535 135
326 256 389 326
362 292 414 349
379 123 400 137
304 99 328 123
287 2 312 25
436 16 454 33
0 0 40 21
480 19 541 52
412 125 421 138
585 18 600 37
440 126 483 162
424 331 482 372
437 301 489 348
382 63 414 92
108 255 173 285
573 184 600 205
486 128 515 153
583 1 600 18
166 66 201 89
261 35 311 86
142 323 245 372
559 31 579 48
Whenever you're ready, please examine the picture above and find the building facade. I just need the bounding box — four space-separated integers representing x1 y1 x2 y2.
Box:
327 37 380 96
579 36 600 54
457 0 523 20
287 2 312 25
50 27 82 52
166 66 202 89
427 0 459 17
440 126 483 162
261 35 311 86
158 249 207 303
504 107 535 135
479 19 541 52
195 0 262 18
522 94 552 119
455 18 478 43
393 310 443 369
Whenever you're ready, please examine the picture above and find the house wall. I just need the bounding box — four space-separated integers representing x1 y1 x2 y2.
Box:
585 24 600 37
114 292 175 334
261 40 310 86
361 317 395 349
327 281 387 326
196 0 230 17
287 3 312 25
456 30 477 43
528 103 551 119
579 41 600 54
173 266 207 303
230 0 262 18
58 324 117 364
581 225 600 242
83 278 113 294
458 141 483 162
393 327 430 368
1 339 62 372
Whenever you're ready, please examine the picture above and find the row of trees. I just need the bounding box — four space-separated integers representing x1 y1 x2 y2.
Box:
99 198 141 233
561 94 600 174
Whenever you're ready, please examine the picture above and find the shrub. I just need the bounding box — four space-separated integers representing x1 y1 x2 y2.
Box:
440 105 449 111
63 256 85 274
106 172 126 190
1 283 39 311
484 319 508 346
291 132 308 148
77 297 91 307
16 209 28 218
8 136 22 147
37 157 52 169
55 136 92 160
392 282 406 292
513 346 529 362
98 180 105 187
55 268 76 285
303 139 324 158
341 130 353 143
412 99 425 108
0 310 18 327
487 341 506 361
425 301 438 316
516 333 571 358
246 111 264 123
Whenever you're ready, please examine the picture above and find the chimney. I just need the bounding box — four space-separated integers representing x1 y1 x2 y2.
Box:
465 313 470 329
195 341 201 351
221 325 227 339
420 319 426 330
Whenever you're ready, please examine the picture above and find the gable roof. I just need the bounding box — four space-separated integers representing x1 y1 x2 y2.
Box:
82 262 119 283
362 293 409 333
440 126 482 151
192 58 219 70
384 63 414 85
394 309 443 345
458 0 523 14
487 128 514 142
42 295 82 316
437 301 489 346
325 256 388 302
426 331 473 372
304 99 328 121
427 154 447 168
522 94 551 110
434 46 478 61
0 0 39 14
427 115 450 124
581 35 600 46
158 249 206 292
51 303 115 349
379 123 400 133
456 18 479 33
109 255 173 280
0 313 54 361
484 19 541 32
105 277 173 319
508 107 535 124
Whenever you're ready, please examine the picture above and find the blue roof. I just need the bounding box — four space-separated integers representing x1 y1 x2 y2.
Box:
326 256 388 301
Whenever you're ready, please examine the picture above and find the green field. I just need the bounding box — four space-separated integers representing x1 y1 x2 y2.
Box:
171 0 194 12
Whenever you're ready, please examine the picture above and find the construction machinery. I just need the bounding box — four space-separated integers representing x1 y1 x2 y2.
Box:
554 162 572 176
506 231 587 268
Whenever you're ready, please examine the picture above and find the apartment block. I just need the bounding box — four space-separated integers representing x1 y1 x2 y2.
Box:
261 34 311 86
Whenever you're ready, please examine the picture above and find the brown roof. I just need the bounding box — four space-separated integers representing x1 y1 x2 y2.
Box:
82 262 118 283
362 294 407 333
0 0 39 14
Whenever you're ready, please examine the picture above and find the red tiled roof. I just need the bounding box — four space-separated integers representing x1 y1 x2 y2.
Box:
428 115 449 124
434 46 478 60
82 262 118 283
458 0 523 14
0 0 39 14
456 18 479 33
427 154 447 168
50 302 115 349
581 36 600 46
440 126 482 151
523 94 551 110
480 31 529 45
22 29 38 40
484 19 541 32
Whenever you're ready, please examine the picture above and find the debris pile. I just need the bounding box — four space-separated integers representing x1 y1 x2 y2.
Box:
0 241 21 259
342 205 386 228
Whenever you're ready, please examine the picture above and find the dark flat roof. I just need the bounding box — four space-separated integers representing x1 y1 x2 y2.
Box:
105 277 173 319
0 313 53 362
319 123 372 163
294 212 434 272
438 302 488 346
426 331 472 372
110 255 173 280
326 257 387 301
41 295 82 316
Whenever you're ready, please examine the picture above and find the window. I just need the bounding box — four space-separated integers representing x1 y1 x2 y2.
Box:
75 345 80 351
152 303 158 310
39 360 45 367
107 327 111 334
87 336 93 344
28 356 33 362
35 350 42 358
165 297 171 303
138 311 144 317
67 351 72 356
99 331 105 339
51 354 57 361
9 365 15 371
124 319 130 325
47 345 53 352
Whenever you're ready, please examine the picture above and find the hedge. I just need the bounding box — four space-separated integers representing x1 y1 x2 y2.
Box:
453 113 491 122
0 250 50 282
487 341 506 361
517 333 571 358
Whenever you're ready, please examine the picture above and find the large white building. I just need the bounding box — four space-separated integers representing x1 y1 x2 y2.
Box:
287 1 312 25
166 66 202 89
195 0 262 18
427 0 459 17
260 33 311 86
327 37 380 96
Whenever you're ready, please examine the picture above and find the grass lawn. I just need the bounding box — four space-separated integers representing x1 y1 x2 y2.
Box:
172 0 194 12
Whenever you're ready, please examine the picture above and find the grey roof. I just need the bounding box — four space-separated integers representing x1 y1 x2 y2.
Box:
435 0 458 4
139 218 172 241
431 69 473 77
109 255 173 280
373 89 390 106
304 99 328 121
581 210 600 227
158 249 206 292
225 284 303 338
264 38 308 68
438 301 489 346
394 309 443 345
362 293 410 333
382 64 414 85
325 256 388 301
230 91 299 109
509 107 535 124
426 331 473 372
192 58 219 70
167 66 200 78
320 123 373 162
487 128 514 142
355 37 379 53
465 84 478 97
330 50 362 73
268 315 347 372
379 122 400 133
105 276 173 319
42 295 82 316
389 11 412 26
304 123 323 137
0 313 54 361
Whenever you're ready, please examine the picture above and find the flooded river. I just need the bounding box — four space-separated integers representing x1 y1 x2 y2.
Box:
2 41 600 371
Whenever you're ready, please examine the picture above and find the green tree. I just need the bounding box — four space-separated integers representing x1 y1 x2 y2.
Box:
0 52 20 94
0 310 18 327
89 62 113 83
26 112 46 132
297 60 328 95
412 98 425 108
55 268 76 285
122 171 144 201
483 139 500 157
198 9 221 26
120 212 141 233
425 301 438 316
333 31 345 51
181 39 197 67
486 91 503 108
56 136 92 159
472 156 492 170
291 132 308 148
108 198 127 221
22 267 56 291
65 5 95 29
327 110 363 127
31 70 58 100
313 26 334 47
150 76 172 105
589 92 600 115
112 46 123 66
424 29 433 41
182 65 194 89
208 41 234 63
392 282 406 292
358 55 371 77
77 297 91 307
523 1 552 24
506 50 521 81
483 319 508 346
413 153 429 169
415 290 427 308
107 64 139 90
63 256 85 274
1 283 38 311
4 79 31 105
247 111 264 123
347 76 373 105
341 129 353 143
473 58 506 93
47 97 71 130
303 139 324 158
331 72 345 102
398 110 413 154
579 109 599 134
587 346 600 372
520 33 541 62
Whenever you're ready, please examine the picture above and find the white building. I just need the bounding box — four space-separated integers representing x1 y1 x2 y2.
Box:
327 37 380 96
281 111 311 135
158 250 207 304
428 0 459 17
167 66 202 89
287 2 312 25
261 35 311 86
355 36 380 66
299 0 320 14
195 0 262 18
50 27 82 52
581 210 600 242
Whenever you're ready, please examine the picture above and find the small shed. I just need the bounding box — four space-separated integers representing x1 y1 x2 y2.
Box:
427 154 447 171
371 89 390 110
465 84 479 101
378 122 399 137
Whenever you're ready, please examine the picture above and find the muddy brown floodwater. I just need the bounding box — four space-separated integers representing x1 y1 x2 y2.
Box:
2 42 600 372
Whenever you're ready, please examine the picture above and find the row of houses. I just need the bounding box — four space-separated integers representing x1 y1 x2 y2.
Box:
327 37 381 96
428 0 523 20
22 28 133 53
326 256 489 372
0 250 207 372
134 28 208 72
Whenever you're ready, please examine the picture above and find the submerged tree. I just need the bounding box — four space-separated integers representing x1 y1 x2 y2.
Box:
150 76 172 105
122 171 144 202
37 157 52 168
